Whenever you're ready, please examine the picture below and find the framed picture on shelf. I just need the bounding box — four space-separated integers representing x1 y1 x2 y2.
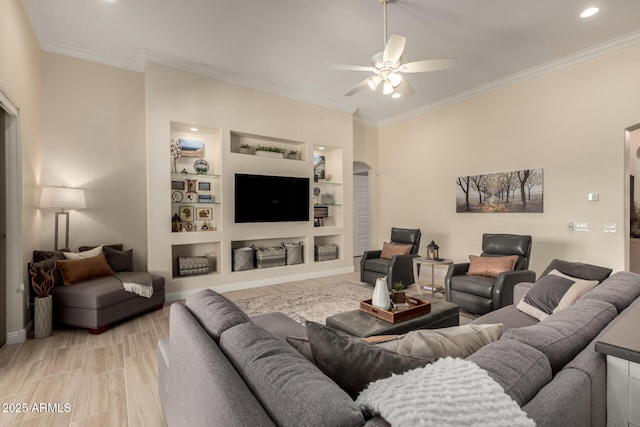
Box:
178 138 204 158
179 206 194 222
198 194 213 203
172 180 185 190
196 207 213 220
314 154 326 180
198 181 211 191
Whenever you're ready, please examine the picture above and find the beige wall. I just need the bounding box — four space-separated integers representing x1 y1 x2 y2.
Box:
378 43 640 276
41 54 147 269
0 0 42 336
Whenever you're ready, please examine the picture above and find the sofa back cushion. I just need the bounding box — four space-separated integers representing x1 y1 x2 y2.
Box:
540 259 612 283
502 299 616 373
220 322 364 427
168 304 276 427
186 289 251 342
581 271 640 313
467 339 552 407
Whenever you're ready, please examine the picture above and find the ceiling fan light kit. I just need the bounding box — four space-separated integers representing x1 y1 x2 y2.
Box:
326 0 455 98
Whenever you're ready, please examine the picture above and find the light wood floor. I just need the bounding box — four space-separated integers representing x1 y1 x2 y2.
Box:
0 265 447 426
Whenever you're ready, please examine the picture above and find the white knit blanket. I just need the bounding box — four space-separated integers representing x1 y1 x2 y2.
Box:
115 272 154 298
356 358 534 427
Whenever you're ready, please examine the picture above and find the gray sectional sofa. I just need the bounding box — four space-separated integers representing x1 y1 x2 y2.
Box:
157 270 640 426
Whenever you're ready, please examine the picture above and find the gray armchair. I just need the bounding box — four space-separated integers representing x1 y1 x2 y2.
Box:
360 227 421 290
445 233 535 315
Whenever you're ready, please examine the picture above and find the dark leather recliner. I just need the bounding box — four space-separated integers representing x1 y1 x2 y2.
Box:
445 233 535 315
360 227 421 290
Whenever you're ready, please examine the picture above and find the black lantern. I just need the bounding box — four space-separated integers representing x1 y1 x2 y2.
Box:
426 240 439 260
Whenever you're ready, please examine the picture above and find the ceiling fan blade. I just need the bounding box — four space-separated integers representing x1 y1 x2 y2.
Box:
344 79 371 96
324 63 376 72
382 34 406 64
395 79 415 97
400 58 456 73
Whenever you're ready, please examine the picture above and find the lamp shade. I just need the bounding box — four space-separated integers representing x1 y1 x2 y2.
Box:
39 186 86 210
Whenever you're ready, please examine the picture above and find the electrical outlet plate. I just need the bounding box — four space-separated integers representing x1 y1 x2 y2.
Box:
573 222 590 232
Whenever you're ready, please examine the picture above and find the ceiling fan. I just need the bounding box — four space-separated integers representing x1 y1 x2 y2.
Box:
326 0 455 98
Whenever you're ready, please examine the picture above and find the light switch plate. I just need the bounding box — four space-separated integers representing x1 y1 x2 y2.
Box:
604 223 617 233
588 193 599 201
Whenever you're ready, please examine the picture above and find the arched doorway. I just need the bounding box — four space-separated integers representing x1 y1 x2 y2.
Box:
353 161 372 257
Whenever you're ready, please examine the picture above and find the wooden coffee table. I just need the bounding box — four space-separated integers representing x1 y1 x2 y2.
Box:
325 298 459 338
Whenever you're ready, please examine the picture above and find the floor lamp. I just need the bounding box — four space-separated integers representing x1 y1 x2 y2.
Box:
39 186 86 250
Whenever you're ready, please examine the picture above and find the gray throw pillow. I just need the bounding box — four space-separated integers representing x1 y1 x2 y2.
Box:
104 246 133 272
516 270 599 321
306 321 429 397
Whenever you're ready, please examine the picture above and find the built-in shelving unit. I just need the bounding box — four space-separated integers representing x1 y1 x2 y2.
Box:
155 120 348 295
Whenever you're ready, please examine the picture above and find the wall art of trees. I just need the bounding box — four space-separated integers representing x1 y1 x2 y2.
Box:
456 168 543 213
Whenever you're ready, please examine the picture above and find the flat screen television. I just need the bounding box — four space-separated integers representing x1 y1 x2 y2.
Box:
235 173 310 223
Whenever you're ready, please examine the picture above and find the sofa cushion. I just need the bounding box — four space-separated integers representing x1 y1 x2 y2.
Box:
380 242 412 259
502 299 617 373
104 247 133 272
467 339 552 407
472 305 539 332
468 255 518 278
51 274 164 309
374 323 503 358
515 270 599 321
55 254 115 285
186 289 251 342
220 322 365 427
540 259 612 283
306 321 428 397
581 271 640 313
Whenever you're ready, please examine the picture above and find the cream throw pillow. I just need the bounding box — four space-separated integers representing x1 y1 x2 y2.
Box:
63 245 104 259
374 323 504 360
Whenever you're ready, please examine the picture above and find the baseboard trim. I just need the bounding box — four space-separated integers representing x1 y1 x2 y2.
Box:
166 266 355 302
6 321 29 345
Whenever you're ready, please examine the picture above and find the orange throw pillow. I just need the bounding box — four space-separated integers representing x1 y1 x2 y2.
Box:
56 253 115 285
380 242 413 259
467 255 518 278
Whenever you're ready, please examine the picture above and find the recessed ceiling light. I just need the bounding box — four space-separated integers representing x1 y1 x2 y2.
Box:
580 7 599 18
190 127 198 132
318 146 325 150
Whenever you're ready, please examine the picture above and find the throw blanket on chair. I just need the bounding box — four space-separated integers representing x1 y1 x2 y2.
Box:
115 272 154 298
356 357 534 427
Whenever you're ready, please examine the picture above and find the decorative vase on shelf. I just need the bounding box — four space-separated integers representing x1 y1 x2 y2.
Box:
372 277 391 310
34 295 52 339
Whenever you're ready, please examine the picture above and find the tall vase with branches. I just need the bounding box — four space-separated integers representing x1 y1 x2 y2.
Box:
29 262 57 338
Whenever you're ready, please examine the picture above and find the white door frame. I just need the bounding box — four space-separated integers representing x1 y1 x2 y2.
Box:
1 87 25 344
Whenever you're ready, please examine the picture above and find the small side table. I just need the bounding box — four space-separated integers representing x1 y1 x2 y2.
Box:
413 257 454 294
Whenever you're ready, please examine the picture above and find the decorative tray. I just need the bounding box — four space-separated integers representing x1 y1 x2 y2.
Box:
359 296 431 324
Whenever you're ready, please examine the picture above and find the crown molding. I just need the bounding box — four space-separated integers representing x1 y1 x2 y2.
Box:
377 30 640 128
137 50 357 115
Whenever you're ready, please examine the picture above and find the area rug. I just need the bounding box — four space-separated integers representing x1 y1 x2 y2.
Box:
234 281 374 324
